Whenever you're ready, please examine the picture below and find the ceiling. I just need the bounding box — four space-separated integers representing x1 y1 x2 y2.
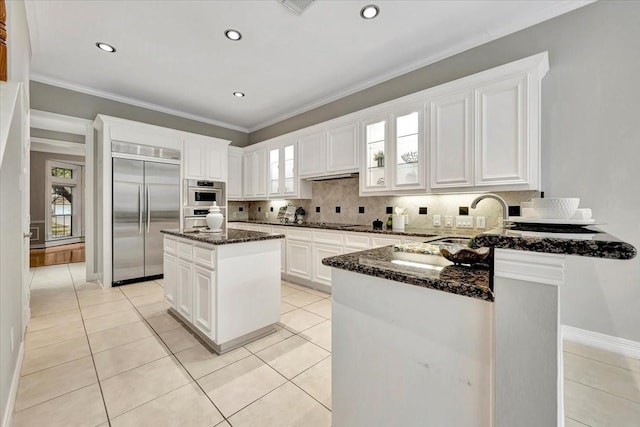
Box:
25 1 590 132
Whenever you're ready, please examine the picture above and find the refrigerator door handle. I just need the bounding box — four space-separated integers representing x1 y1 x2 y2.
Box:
146 185 151 233
138 185 143 234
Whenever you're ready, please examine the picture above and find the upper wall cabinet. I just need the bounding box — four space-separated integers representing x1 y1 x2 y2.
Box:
360 107 425 195
428 90 474 189
243 146 267 200
227 146 243 200
268 138 312 199
183 134 230 182
298 122 359 179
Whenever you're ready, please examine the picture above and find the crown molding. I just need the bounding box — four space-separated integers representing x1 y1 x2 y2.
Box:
30 73 250 133
30 137 85 156
30 109 92 134
247 0 592 133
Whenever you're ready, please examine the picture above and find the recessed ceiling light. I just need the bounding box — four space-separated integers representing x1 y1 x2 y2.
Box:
233 92 245 98
95 42 116 53
360 4 380 20
225 29 242 41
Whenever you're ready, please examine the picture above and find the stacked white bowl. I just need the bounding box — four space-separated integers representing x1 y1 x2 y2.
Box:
522 198 581 220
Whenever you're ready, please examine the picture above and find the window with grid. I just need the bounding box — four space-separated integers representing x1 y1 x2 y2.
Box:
46 162 83 241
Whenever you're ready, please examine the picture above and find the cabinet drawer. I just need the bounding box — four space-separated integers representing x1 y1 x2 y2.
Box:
313 230 343 245
287 229 312 241
193 245 216 269
164 237 177 253
177 241 193 259
371 236 401 248
258 226 273 233
344 233 371 249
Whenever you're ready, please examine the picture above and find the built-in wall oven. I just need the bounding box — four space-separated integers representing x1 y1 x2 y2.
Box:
184 180 226 230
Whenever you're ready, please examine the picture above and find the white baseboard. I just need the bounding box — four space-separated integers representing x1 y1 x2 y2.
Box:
2 342 24 427
562 325 640 359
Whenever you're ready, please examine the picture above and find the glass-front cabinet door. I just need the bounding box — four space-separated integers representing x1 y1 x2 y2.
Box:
268 140 297 197
363 117 389 191
393 108 424 189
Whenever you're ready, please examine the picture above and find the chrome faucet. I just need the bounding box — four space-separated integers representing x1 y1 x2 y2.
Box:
470 193 509 221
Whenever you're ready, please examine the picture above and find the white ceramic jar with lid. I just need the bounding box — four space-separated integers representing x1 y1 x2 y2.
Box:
206 202 224 232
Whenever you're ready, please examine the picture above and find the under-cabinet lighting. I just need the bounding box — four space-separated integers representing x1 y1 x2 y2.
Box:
95 42 116 53
360 5 380 20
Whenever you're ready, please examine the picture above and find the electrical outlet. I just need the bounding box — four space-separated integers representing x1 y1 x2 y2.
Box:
432 214 441 227
264 212 268 219
455 216 473 228
444 216 453 227
419 207 428 215
476 216 486 229
233 211 237 218
10 327 14 353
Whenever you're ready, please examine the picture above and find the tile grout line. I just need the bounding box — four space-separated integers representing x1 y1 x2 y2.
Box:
118 283 233 426
564 378 640 405
566 416 591 426
68 264 114 427
563 349 640 374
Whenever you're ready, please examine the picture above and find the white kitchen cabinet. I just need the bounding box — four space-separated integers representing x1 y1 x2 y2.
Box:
298 123 359 178
326 123 360 173
474 74 530 188
184 134 230 182
287 240 312 280
163 252 177 308
360 108 425 195
267 138 312 199
227 146 243 200
429 90 474 189
243 146 267 199
298 131 325 177
371 236 402 248
193 263 216 338
313 243 343 286
176 258 193 321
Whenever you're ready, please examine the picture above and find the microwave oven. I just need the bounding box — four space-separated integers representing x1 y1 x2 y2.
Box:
184 180 226 207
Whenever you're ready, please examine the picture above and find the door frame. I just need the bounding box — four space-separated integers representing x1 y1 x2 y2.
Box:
30 109 95 279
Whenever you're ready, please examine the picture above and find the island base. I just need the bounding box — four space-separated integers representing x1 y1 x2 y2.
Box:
169 307 277 355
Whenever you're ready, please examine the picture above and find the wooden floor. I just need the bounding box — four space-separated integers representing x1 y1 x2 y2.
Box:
30 243 85 267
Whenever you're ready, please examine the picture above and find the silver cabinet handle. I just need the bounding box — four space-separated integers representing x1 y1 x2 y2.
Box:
138 185 143 234
146 186 151 233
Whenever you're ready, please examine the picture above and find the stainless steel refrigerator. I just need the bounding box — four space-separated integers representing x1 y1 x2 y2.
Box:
112 157 180 285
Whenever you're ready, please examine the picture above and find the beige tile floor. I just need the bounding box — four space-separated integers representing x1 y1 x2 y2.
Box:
12 263 640 426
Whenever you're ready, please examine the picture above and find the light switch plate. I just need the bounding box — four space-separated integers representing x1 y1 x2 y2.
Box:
433 214 441 227
476 216 486 229
444 216 453 227
455 216 473 228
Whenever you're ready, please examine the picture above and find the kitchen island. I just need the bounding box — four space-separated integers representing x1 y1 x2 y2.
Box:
323 226 636 427
161 229 284 354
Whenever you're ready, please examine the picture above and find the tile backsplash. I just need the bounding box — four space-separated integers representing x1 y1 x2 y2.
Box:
229 177 538 230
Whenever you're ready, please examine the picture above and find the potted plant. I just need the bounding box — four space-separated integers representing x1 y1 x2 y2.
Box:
373 151 384 167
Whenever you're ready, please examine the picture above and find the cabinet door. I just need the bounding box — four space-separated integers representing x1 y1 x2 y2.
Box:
393 109 425 190
243 151 254 197
475 75 528 187
163 252 177 308
193 264 215 337
205 143 227 182
176 259 193 321
298 132 324 177
429 91 474 189
183 140 205 180
253 148 268 198
286 240 312 279
326 123 359 173
282 142 296 196
268 147 280 196
361 116 390 192
313 243 343 286
227 148 243 200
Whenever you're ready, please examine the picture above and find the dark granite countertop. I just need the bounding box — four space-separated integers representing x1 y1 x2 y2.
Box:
161 229 284 245
229 220 475 239
322 246 493 302
474 226 637 260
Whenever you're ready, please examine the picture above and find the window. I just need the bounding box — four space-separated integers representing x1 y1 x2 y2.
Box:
46 161 83 241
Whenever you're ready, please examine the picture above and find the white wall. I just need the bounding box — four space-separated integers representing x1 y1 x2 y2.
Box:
1 0 31 424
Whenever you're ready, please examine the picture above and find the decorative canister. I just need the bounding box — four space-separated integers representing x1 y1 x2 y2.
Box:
206 202 224 232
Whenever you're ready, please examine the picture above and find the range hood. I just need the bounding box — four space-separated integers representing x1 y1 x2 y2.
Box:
305 173 359 182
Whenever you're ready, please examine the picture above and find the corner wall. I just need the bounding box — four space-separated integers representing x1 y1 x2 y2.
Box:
249 1 640 342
